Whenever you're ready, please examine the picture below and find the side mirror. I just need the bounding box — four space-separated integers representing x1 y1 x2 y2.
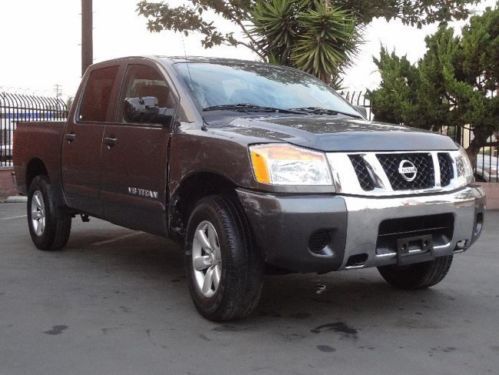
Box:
124 96 174 126
354 105 368 119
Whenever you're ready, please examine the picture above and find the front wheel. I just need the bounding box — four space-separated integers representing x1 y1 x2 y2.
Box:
378 255 453 290
27 176 72 251
185 195 263 321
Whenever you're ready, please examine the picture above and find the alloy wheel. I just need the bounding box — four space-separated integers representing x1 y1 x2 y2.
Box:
31 190 46 236
191 220 222 298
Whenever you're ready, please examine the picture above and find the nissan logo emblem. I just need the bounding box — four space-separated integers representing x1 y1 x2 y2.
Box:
398 160 418 182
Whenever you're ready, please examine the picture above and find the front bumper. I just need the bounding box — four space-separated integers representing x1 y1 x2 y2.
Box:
237 186 486 273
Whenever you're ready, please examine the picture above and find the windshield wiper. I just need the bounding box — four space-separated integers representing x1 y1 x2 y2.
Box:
288 106 363 119
203 103 303 114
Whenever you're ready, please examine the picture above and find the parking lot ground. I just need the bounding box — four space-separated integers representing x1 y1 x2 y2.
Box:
0 202 498 375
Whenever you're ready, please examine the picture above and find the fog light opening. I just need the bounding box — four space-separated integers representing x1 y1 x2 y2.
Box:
308 230 334 257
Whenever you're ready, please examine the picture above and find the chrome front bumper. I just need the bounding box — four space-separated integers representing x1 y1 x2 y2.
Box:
341 186 486 270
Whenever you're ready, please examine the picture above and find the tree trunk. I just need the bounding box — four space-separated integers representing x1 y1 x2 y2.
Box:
466 127 492 166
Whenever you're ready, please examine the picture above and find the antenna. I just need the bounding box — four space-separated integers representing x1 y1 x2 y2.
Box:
181 34 194 91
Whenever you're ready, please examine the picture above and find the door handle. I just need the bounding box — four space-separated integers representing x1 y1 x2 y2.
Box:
103 136 118 148
64 132 76 143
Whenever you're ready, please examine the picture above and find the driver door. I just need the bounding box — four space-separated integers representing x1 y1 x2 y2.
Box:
100 63 177 235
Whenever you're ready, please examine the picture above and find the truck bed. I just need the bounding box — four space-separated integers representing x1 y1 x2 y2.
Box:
13 122 66 195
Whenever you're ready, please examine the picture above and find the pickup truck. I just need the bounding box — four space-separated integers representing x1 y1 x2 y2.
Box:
13 56 485 321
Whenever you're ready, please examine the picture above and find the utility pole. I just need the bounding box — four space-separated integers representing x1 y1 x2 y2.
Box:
81 0 93 76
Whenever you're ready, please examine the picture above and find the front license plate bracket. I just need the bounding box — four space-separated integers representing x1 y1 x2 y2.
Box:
396 234 434 265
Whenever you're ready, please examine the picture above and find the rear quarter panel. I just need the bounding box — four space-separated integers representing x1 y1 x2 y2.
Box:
13 122 65 195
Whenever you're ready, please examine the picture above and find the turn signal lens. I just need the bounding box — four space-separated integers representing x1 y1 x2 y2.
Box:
456 147 475 186
250 150 271 184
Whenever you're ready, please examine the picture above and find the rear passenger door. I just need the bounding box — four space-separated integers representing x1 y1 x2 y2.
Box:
62 64 120 216
100 63 177 235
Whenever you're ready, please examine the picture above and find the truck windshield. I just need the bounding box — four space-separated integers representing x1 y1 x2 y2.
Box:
174 62 359 117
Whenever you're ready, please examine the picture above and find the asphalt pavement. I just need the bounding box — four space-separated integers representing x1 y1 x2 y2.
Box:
0 202 498 375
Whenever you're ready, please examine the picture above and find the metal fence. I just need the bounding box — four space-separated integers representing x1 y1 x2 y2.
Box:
438 125 498 182
340 90 373 120
0 92 68 167
341 90 498 182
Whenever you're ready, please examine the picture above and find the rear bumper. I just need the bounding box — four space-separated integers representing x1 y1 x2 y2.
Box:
237 186 486 273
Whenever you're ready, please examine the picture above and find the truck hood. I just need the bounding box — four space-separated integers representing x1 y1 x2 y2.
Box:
205 113 458 152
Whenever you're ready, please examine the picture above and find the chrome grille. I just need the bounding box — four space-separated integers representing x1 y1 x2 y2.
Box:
327 151 464 196
349 155 375 191
376 153 434 190
438 153 454 187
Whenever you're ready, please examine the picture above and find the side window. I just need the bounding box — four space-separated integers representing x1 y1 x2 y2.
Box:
79 66 119 122
121 64 176 125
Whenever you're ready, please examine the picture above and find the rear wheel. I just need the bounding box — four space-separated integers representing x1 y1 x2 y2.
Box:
185 195 263 321
378 256 453 290
27 176 71 251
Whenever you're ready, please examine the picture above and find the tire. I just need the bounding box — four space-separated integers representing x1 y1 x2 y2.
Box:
27 176 72 251
378 255 453 290
185 195 264 321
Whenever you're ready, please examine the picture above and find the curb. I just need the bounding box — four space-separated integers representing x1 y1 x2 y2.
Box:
5 196 27 203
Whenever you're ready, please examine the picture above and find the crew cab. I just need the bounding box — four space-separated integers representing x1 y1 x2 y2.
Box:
13 56 486 321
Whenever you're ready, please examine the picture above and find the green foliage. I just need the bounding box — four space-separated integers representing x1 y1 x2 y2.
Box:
137 0 479 41
335 0 478 27
369 5 499 161
137 0 479 85
367 48 420 125
291 3 360 83
250 0 300 64
250 0 360 85
136 1 249 50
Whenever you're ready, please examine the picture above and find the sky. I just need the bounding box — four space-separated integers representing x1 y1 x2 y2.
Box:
0 0 495 98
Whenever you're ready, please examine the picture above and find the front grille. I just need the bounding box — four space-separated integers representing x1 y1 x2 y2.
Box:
377 153 435 191
438 153 454 187
349 155 375 191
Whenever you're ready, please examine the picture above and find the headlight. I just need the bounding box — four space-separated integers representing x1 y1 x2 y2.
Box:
455 147 474 186
249 144 332 186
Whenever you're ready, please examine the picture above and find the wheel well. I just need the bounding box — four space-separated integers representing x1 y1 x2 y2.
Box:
26 158 48 190
171 172 237 236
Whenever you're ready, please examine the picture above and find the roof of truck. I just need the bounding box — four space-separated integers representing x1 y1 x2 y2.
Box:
90 55 265 67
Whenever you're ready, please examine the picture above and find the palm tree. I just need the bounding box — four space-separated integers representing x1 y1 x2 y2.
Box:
251 0 361 87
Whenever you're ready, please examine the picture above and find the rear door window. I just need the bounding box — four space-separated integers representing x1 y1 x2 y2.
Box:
78 66 119 122
120 64 176 125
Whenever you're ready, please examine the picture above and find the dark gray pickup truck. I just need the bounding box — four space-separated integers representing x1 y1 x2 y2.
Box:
13 56 485 321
